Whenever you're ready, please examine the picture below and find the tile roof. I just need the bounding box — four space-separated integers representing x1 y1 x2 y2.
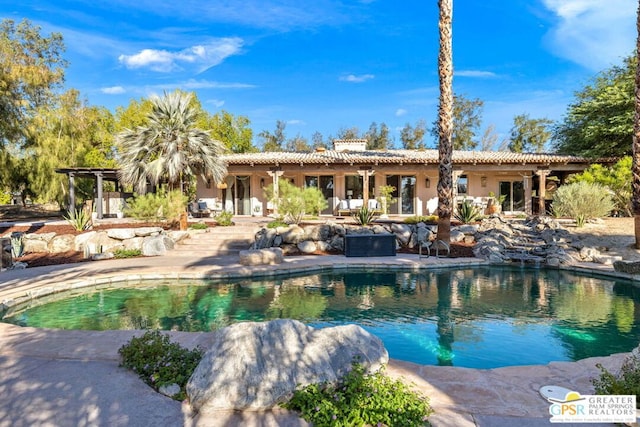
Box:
222 149 599 166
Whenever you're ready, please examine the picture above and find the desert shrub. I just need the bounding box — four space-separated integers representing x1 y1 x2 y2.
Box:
551 181 614 227
267 219 289 228
454 200 481 224
125 190 187 222
189 222 208 230
592 357 640 409
303 186 328 216
0 191 11 205
568 156 631 216
404 215 438 225
282 361 433 427
64 208 92 231
118 330 203 401
214 210 234 226
113 248 142 258
353 206 377 225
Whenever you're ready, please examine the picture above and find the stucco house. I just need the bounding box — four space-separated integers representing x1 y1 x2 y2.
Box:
194 139 604 218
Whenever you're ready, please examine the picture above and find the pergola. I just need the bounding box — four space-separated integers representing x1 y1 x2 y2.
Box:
55 167 122 219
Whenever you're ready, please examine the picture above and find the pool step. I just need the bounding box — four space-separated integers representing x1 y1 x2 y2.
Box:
173 225 260 256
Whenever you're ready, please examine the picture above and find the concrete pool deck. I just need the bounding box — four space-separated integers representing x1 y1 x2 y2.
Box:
0 246 635 426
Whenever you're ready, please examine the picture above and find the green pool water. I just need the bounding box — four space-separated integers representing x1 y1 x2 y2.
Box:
3 266 640 369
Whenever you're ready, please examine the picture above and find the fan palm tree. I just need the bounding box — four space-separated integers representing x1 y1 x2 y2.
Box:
117 90 227 193
436 0 454 243
635 0 640 248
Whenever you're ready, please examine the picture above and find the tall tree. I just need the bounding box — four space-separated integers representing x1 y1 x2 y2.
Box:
0 19 66 151
508 114 553 153
436 0 454 243
311 131 328 150
286 134 312 152
116 91 227 193
20 89 115 205
400 120 427 149
634 0 640 248
479 124 499 151
365 122 391 150
260 120 286 152
554 56 635 158
431 94 483 150
205 110 255 153
336 127 360 140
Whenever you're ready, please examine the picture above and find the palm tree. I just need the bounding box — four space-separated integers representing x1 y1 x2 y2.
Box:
117 90 227 193
635 0 640 248
436 0 454 243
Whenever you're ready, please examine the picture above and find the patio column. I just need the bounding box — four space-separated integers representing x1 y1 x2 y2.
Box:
96 172 104 219
536 170 550 216
452 170 464 206
68 172 76 212
357 169 375 207
523 174 533 215
267 169 284 217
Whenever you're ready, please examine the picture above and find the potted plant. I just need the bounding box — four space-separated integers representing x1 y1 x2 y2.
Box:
486 191 506 215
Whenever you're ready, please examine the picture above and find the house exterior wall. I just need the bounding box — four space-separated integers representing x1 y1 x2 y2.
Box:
193 149 601 217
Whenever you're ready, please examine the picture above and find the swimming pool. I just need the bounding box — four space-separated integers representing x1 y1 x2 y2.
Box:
2 266 639 369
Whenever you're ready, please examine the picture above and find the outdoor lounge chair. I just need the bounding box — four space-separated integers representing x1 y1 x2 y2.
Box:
189 201 211 218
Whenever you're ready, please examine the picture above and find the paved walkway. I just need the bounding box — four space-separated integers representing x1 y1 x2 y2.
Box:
0 231 633 426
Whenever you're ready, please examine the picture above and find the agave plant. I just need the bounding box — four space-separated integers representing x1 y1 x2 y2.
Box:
353 206 378 226
454 200 481 224
64 208 92 231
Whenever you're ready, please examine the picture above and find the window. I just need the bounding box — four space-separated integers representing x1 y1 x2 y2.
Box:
457 175 468 195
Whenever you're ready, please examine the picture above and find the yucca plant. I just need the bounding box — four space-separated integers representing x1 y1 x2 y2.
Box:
64 208 92 231
353 206 377 225
454 200 481 224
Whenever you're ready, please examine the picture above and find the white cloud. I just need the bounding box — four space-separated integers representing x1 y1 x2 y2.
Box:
339 74 375 83
455 70 498 78
207 99 225 108
119 38 244 73
542 0 635 71
395 108 408 117
101 86 126 94
287 119 306 126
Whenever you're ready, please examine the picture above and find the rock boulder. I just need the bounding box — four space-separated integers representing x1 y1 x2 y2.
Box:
187 319 388 412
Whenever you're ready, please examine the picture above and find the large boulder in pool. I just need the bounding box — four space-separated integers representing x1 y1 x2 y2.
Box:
186 319 388 412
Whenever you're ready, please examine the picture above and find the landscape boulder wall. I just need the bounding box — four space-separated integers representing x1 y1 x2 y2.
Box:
251 221 438 253
186 319 388 412
5 226 184 259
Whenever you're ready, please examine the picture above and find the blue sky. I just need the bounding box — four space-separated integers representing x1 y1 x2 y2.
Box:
1 0 636 149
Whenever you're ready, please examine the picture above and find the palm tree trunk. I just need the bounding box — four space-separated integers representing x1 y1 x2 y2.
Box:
634 0 640 248
436 0 454 244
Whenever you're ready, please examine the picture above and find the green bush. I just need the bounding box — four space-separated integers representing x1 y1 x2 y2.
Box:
113 248 142 258
551 181 614 227
568 156 631 216
125 190 187 223
214 210 234 226
264 180 328 224
282 361 433 427
118 330 203 401
189 222 209 230
353 206 377 225
0 191 11 205
267 219 289 229
454 200 481 224
64 208 92 231
592 358 640 409
404 215 438 225
303 186 328 217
